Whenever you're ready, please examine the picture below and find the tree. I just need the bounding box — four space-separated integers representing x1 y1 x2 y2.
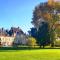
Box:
29 28 37 38
27 37 37 48
32 1 60 47
37 22 50 48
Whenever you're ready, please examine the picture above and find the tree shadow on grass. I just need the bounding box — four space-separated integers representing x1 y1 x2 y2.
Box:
0 47 60 52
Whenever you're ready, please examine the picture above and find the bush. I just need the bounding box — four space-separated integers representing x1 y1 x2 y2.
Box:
27 37 37 48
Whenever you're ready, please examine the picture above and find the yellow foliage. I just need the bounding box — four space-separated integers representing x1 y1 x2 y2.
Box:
43 13 52 20
48 0 60 7
27 37 37 47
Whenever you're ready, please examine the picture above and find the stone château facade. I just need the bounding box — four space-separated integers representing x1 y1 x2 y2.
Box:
0 27 28 47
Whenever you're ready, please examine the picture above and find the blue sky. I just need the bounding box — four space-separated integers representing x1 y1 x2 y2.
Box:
0 0 47 33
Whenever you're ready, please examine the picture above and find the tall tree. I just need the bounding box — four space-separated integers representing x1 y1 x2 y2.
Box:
37 22 50 48
32 1 60 47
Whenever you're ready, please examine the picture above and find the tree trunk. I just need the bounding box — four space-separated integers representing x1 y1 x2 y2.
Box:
51 42 54 47
43 45 45 48
40 45 42 48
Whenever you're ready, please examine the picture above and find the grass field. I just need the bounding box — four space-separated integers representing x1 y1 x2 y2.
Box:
0 49 60 60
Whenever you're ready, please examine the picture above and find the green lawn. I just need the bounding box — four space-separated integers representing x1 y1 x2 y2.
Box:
0 49 60 60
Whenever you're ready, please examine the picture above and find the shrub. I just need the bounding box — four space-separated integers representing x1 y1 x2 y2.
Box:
27 37 37 48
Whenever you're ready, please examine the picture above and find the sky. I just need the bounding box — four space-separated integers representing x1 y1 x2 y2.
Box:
0 0 47 33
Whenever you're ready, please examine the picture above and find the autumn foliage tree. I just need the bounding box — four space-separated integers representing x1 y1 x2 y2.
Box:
32 0 60 47
27 36 37 48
